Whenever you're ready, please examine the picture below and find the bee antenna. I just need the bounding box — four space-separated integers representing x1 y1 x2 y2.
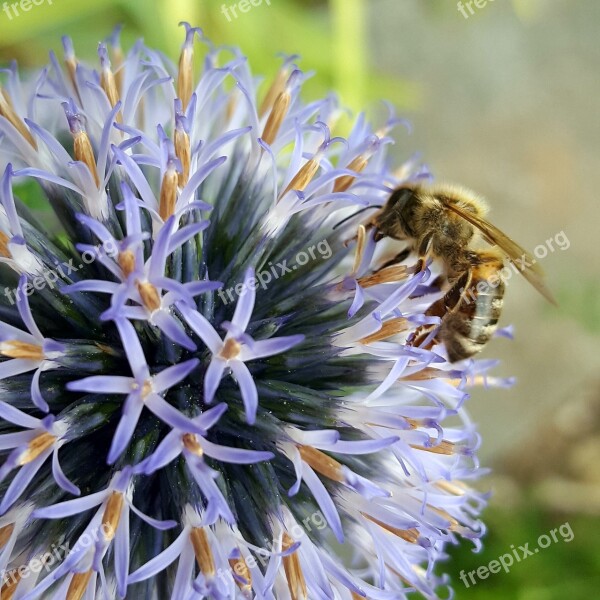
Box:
333 205 383 230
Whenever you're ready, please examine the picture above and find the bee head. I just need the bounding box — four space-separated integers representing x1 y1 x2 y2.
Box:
375 185 421 239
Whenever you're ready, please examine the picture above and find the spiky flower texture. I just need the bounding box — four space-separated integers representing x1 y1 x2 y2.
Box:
0 24 501 600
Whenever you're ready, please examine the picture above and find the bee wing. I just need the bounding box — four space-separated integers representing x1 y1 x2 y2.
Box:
442 201 557 305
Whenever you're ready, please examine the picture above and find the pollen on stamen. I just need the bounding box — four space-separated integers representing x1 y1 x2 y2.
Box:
297 445 344 483
229 554 252 595
356 264 410 288
118 250 136 278
174 103 191 187
159 163 179 221
220 338 241 360
177 26 198 111
259 62 293 117
0 231 10 258
66 570 93 600
18 432 57 466
410 439 456 456
182 433 204 457
0 340 45 361
0 523 15 549
359 317 408 344
363 513 420 544
98 44 120 114
136 281 162 313
0 86 37 148
101 492 124 542
435 480 468 496
1 569 21 600
190 527 216 578
333 155 369 193
261 89 291 146
282 532 308 600
279 157 321 200
63 102 100 187
62 36 80 100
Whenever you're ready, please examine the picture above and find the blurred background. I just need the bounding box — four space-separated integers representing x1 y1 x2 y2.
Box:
1 0 598 597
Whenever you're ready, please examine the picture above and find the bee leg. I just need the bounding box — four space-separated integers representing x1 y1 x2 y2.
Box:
414 236 434 274
377 248 411 271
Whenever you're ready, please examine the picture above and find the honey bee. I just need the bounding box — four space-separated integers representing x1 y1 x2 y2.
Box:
357 183 556 361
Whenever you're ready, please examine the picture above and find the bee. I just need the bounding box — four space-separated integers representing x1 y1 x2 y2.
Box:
357 183 556 361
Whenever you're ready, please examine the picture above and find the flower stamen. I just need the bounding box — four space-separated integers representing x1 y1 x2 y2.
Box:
0 524 15 549
359 317 408 344
182 434 204 457
0 87 36 148
159 163 179 221
1 569 21 599
297 446 344 483
219 338 241 360
66 570 93 600
259 64 292 117
190 527 216 577
229 554 252 594
136 281 161 313
101 492 124 542
333 155 369 193
0 340 45 361
18 432 56 466
279 157 321 200
0 231 10 258
282 532 307 600
262 89 291 146
118 250 136 278
362 513 420 543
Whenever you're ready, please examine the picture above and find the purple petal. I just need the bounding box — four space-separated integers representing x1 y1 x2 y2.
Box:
302 465 344 543
145 394 205 434
129 502 177 530
153 358 199 393
152 311 197 352
107 394 144 464
204 359 226 404
199 439 273 464
0 451 52 514
114 503 130 598
241 334 304 361
230 361 258 425
179 305 222 353
30 368 50 413
32 490 110 519
0 400 40 429
15 275 43 339
230 268 255 333
52 448 81 496
143 430 182 474
114 319 150 380
67 375 133 394
128 528 188 584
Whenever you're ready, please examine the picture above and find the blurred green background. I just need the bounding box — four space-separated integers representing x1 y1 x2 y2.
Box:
1 0 598 598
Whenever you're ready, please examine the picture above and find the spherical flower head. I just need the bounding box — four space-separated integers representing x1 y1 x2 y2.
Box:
0 23 506 600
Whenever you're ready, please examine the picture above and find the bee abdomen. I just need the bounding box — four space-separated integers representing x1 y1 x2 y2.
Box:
440 266 505 362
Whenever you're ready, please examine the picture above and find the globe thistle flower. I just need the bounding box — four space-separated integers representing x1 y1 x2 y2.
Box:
0 23 506 600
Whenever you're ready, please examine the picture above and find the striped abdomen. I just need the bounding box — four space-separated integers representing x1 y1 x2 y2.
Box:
439 254 505 362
